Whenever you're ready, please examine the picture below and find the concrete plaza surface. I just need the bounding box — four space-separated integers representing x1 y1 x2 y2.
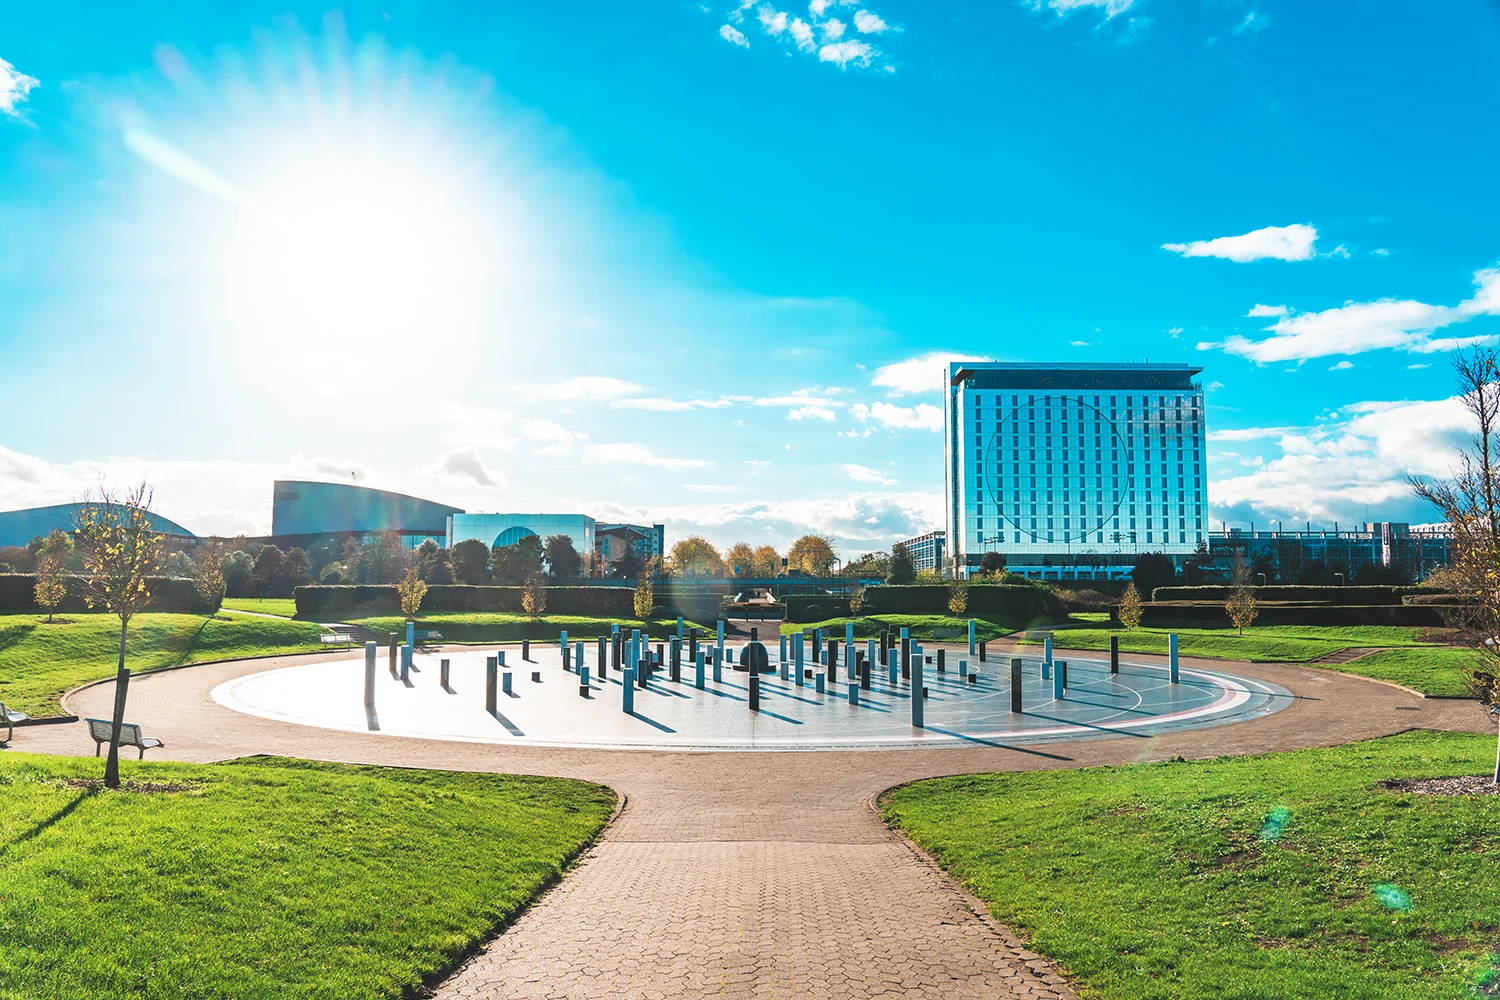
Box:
9 634 1492 999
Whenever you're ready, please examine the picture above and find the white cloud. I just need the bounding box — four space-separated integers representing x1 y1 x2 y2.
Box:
684 484 742 493
1329 360 1354 371
1205 380 1225 392
0 58 39 119
789 17 817 50
853 10 888 33
720 24 750 46
612 396 732 411
1208 426 1296 442
1068 340 1091 347
822 17 846 39
759 7 789 34
425 447 503 488
521 418 586 455
844 463 895 484
513 376 642 400
1027 0 1134 19
581 443 712 471
810 0 831 13
1407 363 1429 370
1203 265 1500 363
871 351 987 395
1374 248 1391 257
789 405 837 421
850 401 944 432
431 402 519 451
1234 10 1270 34
819 40 875 67
1167 327 1184 338
1247 303 1288 317
1163 223 1319 263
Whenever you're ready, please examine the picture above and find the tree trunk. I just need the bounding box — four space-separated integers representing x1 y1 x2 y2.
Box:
103 617 130 789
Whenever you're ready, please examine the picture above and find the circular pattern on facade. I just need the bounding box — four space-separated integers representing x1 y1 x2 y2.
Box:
212 642 1291 751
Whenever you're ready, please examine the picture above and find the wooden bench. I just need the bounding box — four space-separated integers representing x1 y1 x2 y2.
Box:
85 718 165 759
0 702 28 741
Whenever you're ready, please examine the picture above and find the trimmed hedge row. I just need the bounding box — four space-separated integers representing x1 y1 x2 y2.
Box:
1116 601 1451 628
293 584 635 618
1150 585 1427 605
784 585 1065 624
0 574 219 614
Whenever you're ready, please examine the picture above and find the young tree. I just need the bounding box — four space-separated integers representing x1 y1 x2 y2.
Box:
1410 345 1500 783
251 544 283 599
670 536 724 578
751 545 782 578
33 529 73 624
74 482 165 789
450 538 492 585
787 534 837 576
277 547 313 595
888 543 916 585
725 542 755 578
398 566 428 618
848 585 866 616
543 534 583 579
195 548 226 615
1225 549 1259 635
1117 582 1143 631
947 578 969 615
522 571 547 615
979 551 1007 577
633 571 653 619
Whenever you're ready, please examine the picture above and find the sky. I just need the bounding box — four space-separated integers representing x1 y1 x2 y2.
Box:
1 1 1498 555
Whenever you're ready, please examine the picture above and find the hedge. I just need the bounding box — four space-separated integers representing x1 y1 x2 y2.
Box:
1150 585 1424 605
293 584 634 618
784 585 1065 623
1116 601 1450 628
0 574 220 614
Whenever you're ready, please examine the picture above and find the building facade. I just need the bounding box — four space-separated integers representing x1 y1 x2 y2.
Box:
895 530 945 574
271 481 462 548
0 503 196 551
447 513 598 564
1206 523 1452 581
596 522 666 568
944 362 1208 579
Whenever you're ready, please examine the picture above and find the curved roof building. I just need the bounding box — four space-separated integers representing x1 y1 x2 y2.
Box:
271 481 463 544
0 503 196 550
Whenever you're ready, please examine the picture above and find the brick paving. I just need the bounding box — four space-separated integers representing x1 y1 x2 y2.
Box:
6 641 1491 999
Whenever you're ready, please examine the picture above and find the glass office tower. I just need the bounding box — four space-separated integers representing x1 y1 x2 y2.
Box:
944 362 1208 579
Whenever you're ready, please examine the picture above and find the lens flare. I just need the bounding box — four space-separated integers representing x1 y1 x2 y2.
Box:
1373 883 1412 912
1258 805 1292 842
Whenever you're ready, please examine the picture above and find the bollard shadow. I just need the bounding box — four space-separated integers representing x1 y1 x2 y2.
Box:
401 676 415 689
1020 711 1151 739
625 711 676 733
441 682 456 695
700 686 747 704
753 708 804 726
923 727 1076 759
488 710 524 737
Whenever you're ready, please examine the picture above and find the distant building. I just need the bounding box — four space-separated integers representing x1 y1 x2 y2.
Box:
596 522 665 567
271 481 462 549
1206 522 1452 581
944 361 1208 580
0 503 195 551
447 513 665 575
895 530 945 574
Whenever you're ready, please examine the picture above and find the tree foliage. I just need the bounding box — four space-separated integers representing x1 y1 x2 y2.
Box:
888 543 917 585
947 578 969 615
195 548 227 613
491 535 543 585
670 536 724 577
848 585 866 615
33 529 72 624
1225 549 1259 634
450 538 492 585
787 534 837 576
751 545 782 578
397 566 428 618
1130 552 1177 601
521 572 547 615
543 534 583 579
979 551 1007 576
633 572 653 619
725 543 755 578
1117 583 1143 631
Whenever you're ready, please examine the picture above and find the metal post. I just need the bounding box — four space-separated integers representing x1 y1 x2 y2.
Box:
1010 657 1022 713
364 641 377 710
749 672 760 711
503 670 513 695
522 638 530 661
1110 634 1119 675
901 634 911 680
780 633 788 664
860 657 871 690
849 677 859 704
1053 659 1065 700
969 618 976 656
889 649 899 684
716 620 725 670
561 630 568 654
937 649 946 673
695 651 705 689
911 657 924 728
826 639 837 684
637 657 649 688
440 658 450 689
814 628 823 664
623 668 635 713
563 645 572 671
676 616 683 639
845 621 854 655
816 672 825 694
979 639 987 663
1044 635 1053 670
485 656 498 714
389 633 398 675
709 648 720 684
1169 633 1179 683
576 641 584 676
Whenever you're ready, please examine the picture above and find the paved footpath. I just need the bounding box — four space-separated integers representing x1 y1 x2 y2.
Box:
10 640 1491 1000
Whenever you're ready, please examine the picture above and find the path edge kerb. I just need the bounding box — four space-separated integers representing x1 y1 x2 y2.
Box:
866 785 1078 994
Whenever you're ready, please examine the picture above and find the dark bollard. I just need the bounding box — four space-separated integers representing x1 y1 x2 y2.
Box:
671 653 681 683
579 665 591 698
656 643 664 669
563 646 572 671
485 656 498 713
637 658 649 688
389 633 399 675
1060 659 1068 690
827 639 838 680
1110 634 1120 675
1010 657 1022 712
749 673 760 712
937 649 946 673
671 636 681 674
979 639 988 663
597 636 607 675
901 636 911 680
439 658 450 690
967 673 977 685
531 670 541 683
751 626 759 642
860 658 871 690
522 638 531 661
612 634 622 672
689 630 699 663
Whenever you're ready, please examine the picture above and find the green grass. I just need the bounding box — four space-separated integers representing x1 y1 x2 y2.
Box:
1325 646 1483 698
1028 624 1436 663
884 731 1500 1000
348 612 715 643
221 597 299 618
0 753 614 999
780 613 1037 641
0 612 326 718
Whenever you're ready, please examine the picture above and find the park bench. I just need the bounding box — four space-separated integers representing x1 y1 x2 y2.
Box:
320 626 355 648
84 718 166 759
414 630 443 646
0 702 28 741
931 627 965 640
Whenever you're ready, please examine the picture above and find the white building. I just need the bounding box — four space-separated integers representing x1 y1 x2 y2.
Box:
943 362 1208 580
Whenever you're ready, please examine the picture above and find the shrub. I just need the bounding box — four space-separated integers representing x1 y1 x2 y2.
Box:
947 579 969 615
522 574 548 615
294 584 633 618
1117 584 1143 630
1152 585 1417 605
0 574 218 614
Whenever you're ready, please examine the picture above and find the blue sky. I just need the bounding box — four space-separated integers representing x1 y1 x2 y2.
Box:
1 1 1497 552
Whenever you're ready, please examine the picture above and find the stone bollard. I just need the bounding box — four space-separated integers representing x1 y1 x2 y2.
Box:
749 672 760 712
575 641 584 676
1053 660 1065 700
969 618 976 656
502 670 513 695
563 646 572 672
695 651 705 689
364 642 377 710
522 638 531 661
979 639 987 663
676 616 683 639
531 670 541 683
816 672 826 694
860 657 871 690
958 657 968 679
901 634 911 680
579 666 590 697
1010 657 1023 713
485 656 498 714
1044 635 1053 672
439 657 451 690
671 651 681 684
597 636 607 676
911 657 925 728
389 633 399 675
814 628 824 664
637 658 649 689
623 668 635 713
888 649 899 685
560 630 568 655
826 640 838 684
716 620 725 671
1170 633 1180 683
780 633 788 663
1110 634 1120 675
937 649 946 673
711 648 721 684
849 678 859 705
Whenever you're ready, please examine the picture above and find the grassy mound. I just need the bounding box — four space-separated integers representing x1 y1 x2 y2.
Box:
347 612 714 643
779 614 1032 642
884 731 1500 1000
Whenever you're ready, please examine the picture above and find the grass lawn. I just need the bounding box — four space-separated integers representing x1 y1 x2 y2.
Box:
884 731 1500 1000
1326 646 1483 698
0 753 614 999
220 597 299 618
781 613 1038 642
348 612 716 643
0 612 326 718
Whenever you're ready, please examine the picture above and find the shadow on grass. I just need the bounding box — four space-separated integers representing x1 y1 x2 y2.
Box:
0 786 97 861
